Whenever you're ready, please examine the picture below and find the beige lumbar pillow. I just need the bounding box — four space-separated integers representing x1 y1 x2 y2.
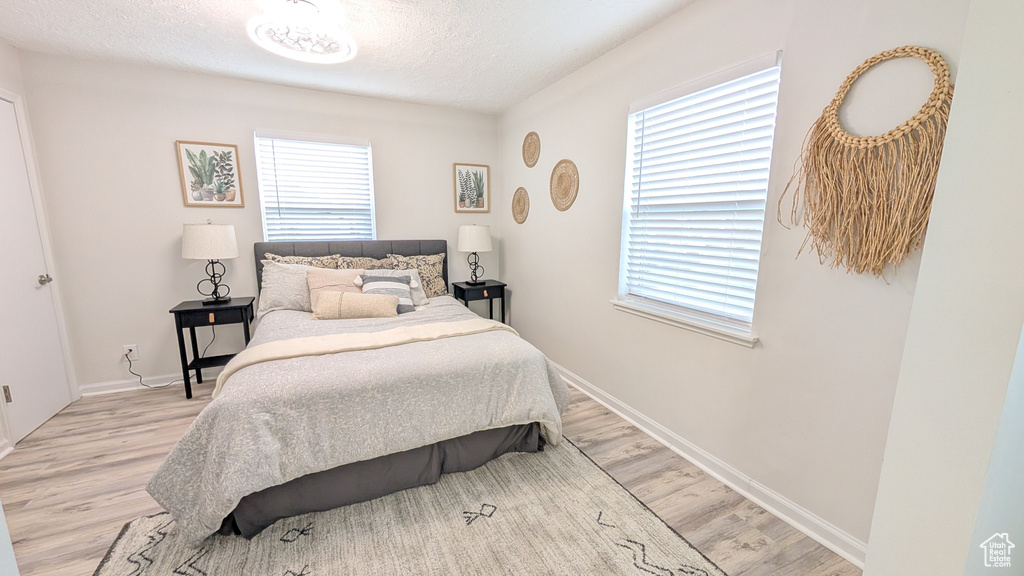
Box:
312 291 399 320
307 268 365 309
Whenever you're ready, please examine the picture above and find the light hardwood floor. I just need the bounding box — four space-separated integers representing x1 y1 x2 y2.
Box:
0 384 861 576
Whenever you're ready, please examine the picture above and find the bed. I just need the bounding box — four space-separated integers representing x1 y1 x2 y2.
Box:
147 240 571 545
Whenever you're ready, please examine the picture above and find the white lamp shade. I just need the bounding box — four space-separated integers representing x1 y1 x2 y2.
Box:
182 223 239 260
458 225 492 253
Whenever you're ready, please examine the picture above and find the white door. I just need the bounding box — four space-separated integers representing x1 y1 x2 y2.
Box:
0 96 72 442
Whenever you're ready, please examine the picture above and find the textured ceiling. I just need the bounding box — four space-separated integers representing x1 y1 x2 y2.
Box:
0 0 693 113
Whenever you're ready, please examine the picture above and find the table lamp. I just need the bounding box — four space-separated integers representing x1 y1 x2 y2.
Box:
458 225 492 285
182 221 238 305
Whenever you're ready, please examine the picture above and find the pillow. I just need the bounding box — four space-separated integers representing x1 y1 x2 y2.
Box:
337 256 393 270
356 275 415 313
312 291 398 320
388 253 447 298
363 269 428 306
264 253 339 269
306 268 365 309
257 260 313 317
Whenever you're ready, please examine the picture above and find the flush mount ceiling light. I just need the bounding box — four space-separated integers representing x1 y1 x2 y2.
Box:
248 0 356 64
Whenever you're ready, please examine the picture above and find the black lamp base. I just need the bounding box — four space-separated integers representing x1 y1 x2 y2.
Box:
201 296 233 306
466 251 486 285
197 259 232 305
464 280 486 286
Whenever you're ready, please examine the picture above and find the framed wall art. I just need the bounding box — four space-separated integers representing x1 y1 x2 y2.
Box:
176 141 245 207
453 163 490 213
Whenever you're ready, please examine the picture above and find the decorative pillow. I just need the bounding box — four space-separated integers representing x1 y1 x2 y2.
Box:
388 253 447 298
363 269 428 306
337 256 393 270
264 253 339 269
257 260 313 317
306 268 365 310
355 275 415 313
312 291 398 320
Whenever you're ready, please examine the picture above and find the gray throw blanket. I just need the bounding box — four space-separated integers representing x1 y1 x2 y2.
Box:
147 297 571 544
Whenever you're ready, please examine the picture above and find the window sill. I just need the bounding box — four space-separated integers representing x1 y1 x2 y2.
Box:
611 299 759 348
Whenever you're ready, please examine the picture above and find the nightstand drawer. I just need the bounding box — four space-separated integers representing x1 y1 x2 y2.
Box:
177 307 247 328
462 285 503 301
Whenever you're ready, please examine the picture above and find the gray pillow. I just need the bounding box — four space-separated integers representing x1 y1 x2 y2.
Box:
356 275 415 314
362 269 428 306
256 260 313 318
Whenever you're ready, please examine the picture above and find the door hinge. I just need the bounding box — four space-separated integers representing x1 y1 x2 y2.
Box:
2 386 11 403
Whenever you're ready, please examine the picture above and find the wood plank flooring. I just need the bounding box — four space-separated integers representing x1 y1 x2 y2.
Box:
0 384 861 576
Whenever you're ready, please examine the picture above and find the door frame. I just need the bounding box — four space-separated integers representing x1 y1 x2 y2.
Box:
0 88 78 456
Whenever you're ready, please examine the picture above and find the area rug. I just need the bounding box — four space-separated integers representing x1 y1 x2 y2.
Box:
95 440 725 576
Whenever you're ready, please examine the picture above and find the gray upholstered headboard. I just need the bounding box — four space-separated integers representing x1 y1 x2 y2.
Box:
254 239 449 292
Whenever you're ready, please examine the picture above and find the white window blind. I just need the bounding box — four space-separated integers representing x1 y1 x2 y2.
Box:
619 65 781 332
255 136 376 241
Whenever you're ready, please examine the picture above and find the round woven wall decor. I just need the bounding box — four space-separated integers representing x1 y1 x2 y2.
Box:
549 159 579 212
522 132 540 168
512 187 530 224
780 45 954 276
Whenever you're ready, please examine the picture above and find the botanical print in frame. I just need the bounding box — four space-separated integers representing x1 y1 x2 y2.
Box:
454 163 490 213
176 141 245 207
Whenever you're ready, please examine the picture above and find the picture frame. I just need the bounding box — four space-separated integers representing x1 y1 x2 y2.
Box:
176 141 245 207
453 163 490 213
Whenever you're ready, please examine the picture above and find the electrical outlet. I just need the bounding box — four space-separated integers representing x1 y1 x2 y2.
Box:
122 344 139 361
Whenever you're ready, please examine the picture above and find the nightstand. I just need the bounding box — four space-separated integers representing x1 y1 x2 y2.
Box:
452 280 506 324
169 297 254 399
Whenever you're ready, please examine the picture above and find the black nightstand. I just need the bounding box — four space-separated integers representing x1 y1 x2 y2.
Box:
452 280 506 323
169 297 254 399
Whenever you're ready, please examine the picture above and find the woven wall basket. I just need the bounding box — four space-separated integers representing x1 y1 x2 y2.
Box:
550 159 579 211
512 187 530 224
780 45 954 276
523 132 540 168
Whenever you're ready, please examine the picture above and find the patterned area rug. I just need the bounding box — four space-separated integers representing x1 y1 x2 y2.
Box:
95 440 725 576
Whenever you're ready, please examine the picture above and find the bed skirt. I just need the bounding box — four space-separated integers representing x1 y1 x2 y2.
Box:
219 423 543 538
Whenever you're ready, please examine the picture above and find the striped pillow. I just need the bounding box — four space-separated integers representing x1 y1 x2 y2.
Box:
355 275 415 314
364 268 428 306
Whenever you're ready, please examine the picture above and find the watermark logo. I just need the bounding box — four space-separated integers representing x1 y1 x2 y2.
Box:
980 533 1014 568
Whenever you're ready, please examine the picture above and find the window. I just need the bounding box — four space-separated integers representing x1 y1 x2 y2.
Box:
254 133 375 241
615 58 781 346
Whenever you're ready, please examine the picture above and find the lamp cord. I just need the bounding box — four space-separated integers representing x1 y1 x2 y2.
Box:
201 325 217 358
126 354 172 389
125 327 215 390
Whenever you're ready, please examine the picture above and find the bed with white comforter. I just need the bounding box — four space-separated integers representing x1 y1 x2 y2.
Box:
148 295 571 544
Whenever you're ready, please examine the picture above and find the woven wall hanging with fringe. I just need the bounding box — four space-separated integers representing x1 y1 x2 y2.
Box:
779 45 954 276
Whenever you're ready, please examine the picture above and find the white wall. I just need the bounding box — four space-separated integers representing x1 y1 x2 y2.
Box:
864 1 1024 574
498 0 969 557
966 322 1024 575
0 44 24 572
0 40 23 482
18 53 501 390
0 43 22 94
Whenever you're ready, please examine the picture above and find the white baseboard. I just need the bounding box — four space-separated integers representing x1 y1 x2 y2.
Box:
0 442 12 461
79 364 228 397
552 361 867 568
78 373 183 396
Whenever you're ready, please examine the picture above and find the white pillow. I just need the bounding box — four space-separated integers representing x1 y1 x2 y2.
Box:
312 291 399 320
256 260 313 318
306 268 365 309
